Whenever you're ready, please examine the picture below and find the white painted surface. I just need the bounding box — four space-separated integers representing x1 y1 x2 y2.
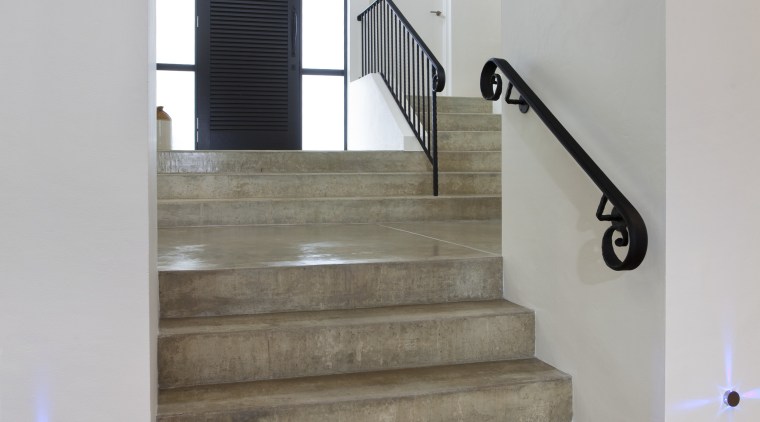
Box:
666 1 760 420
447 0 500 97
348 74 421 151
0 1 157 421
500 1 665 421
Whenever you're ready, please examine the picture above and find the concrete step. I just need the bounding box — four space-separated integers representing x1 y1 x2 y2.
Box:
158 172 499 200
441 172 500 195
439 151 501 172
157 195 500 227
438 113 501 131
438 131 501 152
436 96 494 114
160 257 503 318
157 359 572 421
158 300 534 388
159 151 429 174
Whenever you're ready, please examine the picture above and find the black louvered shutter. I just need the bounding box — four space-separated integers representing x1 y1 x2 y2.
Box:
197 0 301 150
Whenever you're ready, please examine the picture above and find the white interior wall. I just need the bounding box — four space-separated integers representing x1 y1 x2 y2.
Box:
447 0 501 97
0 0 157 420
499 1 665 421
665 1 760 420
347 74 420 151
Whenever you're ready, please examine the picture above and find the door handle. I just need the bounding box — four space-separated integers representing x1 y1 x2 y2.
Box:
430 10 442 16
291 8 298 57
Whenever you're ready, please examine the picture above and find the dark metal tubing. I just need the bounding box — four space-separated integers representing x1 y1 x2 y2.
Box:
157 63 196 71
358 0 445 196
480 58 648 271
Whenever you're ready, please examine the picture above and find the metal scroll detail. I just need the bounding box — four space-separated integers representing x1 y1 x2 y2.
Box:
481 58 648 271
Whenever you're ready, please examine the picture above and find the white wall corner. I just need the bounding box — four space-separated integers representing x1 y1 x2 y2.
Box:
348 73 420 151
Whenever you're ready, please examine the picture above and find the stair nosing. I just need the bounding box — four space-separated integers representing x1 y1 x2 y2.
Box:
157 359 569 416
157 254 502 274
158 300 531 337
158 195 501 203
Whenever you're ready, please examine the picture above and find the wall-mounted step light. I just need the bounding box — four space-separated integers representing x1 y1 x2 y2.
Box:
724 390 741 408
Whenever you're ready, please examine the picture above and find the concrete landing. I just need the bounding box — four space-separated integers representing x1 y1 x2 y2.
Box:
158 220 501 271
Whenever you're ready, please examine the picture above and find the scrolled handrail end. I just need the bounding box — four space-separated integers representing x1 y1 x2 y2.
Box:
480 60 502 102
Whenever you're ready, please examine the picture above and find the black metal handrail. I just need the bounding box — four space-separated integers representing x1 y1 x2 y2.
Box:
358 0 445 195
481 58 648 271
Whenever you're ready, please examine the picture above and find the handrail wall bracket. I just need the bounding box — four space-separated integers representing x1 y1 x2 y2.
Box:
481 58 648 271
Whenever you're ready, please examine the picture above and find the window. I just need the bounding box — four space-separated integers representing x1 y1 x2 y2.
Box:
156 0 347 151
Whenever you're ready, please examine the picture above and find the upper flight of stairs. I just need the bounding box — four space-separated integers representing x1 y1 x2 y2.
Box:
156 96 572 421
157 96 502 227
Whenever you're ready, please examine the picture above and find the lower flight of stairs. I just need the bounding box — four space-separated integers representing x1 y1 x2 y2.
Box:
157 257 572 421
156 96 572 421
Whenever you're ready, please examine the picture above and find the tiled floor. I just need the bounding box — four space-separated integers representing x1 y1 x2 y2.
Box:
158 220 501 271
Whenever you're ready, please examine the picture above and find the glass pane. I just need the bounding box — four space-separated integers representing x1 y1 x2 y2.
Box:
302 0 344 69
303 75 344 150
157 0 195 64
157 71 196 150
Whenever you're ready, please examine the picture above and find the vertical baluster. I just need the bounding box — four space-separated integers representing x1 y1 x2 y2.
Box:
403 30 408 116
415 44 420 138
419 46 424 141
432 76 438 196
383 3 387 81
390 12 395 93
394 14 398 99
369 7 374 74
425 58 433 152
426 59 431 151
361 10 365 74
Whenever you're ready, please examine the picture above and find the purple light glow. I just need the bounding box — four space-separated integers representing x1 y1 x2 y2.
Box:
35 371 50 422
743 388 760 399
672 397 717 411
724 342 734 388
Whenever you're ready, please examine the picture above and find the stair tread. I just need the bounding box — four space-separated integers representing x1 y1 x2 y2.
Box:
159 300 528 336
157 359 568 415
158 194 501 203
158 171 499 176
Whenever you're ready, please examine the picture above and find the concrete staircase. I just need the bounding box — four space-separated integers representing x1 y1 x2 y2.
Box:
156 96 572 421
157 97 501 228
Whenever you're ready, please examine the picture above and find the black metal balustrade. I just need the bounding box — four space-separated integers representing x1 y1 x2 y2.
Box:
481 58 648 271
357 0 445 196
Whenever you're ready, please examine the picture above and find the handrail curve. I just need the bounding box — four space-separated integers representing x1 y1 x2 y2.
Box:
481 58 648 271
357 0 445 195
358 0 445 92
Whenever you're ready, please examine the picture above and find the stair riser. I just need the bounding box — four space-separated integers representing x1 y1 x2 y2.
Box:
436 97 494 114
439 152 501 172
159 151 429 174
438 131 502 152
158 173 498 200
438 114 501 131
160 258 503 318
440 173 500 195
158 197 500 227
158 313 534 388
157 379 571 422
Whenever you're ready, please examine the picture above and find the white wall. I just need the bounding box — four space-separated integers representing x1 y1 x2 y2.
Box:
499 1 665 421
447 0 501 97
665 1 760 420
347 74 421 151
0 0 157 421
